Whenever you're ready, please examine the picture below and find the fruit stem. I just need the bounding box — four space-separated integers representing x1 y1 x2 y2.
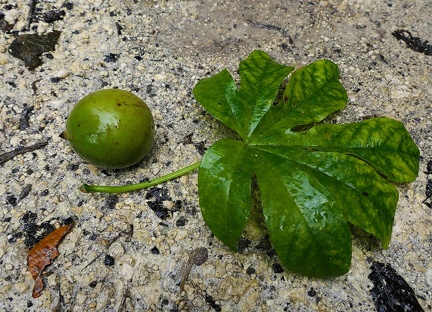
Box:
79 161 201 193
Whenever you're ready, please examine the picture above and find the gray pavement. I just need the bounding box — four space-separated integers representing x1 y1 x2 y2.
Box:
1 0 431 311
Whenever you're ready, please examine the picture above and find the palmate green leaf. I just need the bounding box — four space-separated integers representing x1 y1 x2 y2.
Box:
193 50 420 278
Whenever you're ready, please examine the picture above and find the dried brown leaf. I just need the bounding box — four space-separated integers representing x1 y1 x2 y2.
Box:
8 30 61 69
28 222 74 298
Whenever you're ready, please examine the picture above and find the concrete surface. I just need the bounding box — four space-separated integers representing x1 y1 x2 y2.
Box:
0 0 431 311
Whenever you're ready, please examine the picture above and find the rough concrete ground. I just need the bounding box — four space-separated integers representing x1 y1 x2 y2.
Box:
0 0 431 311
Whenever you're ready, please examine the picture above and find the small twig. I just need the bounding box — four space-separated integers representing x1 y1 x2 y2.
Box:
52 275 62 312
18 184 32 202
239 280 259 298
27 0 38 29
210 38 239 52
177 247 208 291
20 105 34 130
31 79 41 95
118 292 128 312
247 19 293 44
0 141 49 165
80 226 133 272
80 253 102 272
422 196 431 204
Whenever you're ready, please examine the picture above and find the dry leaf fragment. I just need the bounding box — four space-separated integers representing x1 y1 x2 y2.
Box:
8 31 61 69
28 222 74 298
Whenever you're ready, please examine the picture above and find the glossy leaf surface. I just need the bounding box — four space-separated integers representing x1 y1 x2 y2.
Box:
194 50 419 278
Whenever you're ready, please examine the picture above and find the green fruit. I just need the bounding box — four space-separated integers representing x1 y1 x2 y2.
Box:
64 89 155 169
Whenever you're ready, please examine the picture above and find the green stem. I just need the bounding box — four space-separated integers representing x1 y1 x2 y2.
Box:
79 161 201 194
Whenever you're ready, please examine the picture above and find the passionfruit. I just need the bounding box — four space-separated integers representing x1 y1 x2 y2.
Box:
64 89 155 169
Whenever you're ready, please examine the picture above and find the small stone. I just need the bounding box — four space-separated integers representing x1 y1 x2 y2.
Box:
6 195 17 207
0 53 8 65
89 281 97 288
105 195 119 210
4 9 19 24
163 200 174 209
104 254 115 266
179 175 189 184
103 53 120 63
246 267 256 275
154 74 165 81
237 237 251 254
308 287 317 297
120 262 134 280
272 263 283 273
55 69 70 79
176 216 187 227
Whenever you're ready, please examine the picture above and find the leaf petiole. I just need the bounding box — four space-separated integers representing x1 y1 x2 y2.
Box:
79 161 200 193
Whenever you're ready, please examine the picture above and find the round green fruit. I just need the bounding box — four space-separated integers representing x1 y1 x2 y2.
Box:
64 89 155 169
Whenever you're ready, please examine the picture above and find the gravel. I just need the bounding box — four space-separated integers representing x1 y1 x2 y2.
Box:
1 0 431 311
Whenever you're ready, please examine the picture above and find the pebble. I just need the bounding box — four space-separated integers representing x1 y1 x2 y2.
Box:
54 70 70 79
0 54 8 65
154 74 166 81
4 9 19 24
